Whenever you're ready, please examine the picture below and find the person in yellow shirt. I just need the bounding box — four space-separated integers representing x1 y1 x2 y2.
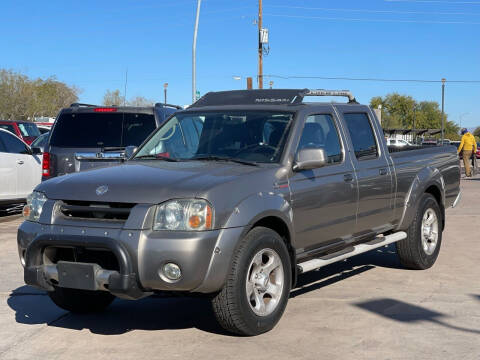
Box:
457 128 477 177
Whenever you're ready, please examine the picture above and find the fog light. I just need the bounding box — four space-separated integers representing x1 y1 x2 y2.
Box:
162 263 181 281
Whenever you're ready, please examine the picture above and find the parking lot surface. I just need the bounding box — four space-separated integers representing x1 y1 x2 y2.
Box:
0 179 478 360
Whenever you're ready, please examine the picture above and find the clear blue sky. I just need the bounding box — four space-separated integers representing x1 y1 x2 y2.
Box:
1 0 479 128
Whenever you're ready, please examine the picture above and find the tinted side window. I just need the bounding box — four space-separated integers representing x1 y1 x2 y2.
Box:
343 113 378 160
0 131 30 154
297 114 343 164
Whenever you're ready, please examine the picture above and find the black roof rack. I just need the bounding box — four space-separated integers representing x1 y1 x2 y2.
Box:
190 89 357 108
154 103 183 110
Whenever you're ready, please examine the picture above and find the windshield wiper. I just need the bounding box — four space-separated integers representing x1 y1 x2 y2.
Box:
134 155 179 162
191 155 258 166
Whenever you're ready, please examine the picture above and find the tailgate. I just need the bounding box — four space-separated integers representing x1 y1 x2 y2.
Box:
50 147 125 176
74 151 125 172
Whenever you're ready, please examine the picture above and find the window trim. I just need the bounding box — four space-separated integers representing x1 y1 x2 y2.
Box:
342 111 380 161
295 113 345 167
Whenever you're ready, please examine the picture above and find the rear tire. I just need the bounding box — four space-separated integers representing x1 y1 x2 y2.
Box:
211 227 291 336
396 193 442 270
48 286 115 313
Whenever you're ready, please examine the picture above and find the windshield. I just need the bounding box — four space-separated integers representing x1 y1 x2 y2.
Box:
49 112 156 148
134 111 294 163
18 122 41 137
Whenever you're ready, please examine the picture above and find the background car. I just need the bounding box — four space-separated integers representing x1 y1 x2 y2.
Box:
36 125 52 134
0 128 42 212
30 132 49 153
421 138 438 146
42 102 181 179
386 138 413 147
0 120 41 145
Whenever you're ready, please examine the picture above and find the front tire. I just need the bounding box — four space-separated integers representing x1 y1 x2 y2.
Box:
396 193 442 269
48 286 115 313
211 227 291 336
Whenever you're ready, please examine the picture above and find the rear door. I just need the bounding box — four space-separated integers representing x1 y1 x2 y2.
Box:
289 109 358 252
337 106 394 236
47 110 156 177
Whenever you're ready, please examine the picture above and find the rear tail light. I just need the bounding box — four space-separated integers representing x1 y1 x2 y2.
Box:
94 107 117 112
42 152 51 177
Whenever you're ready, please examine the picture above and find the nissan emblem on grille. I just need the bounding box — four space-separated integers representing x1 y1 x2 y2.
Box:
95 185 109 196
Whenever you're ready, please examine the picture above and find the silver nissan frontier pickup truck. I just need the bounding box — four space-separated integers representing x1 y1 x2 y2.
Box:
18 89 461 336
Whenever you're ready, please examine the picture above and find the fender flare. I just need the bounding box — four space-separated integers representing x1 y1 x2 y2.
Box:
396 167 446 231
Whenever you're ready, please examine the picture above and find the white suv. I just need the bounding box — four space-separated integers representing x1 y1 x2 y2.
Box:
0 128 42 211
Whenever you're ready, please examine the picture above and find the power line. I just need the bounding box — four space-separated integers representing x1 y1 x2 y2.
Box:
264 13 480 25
263 74 480 84
385 0 480 4
267 5 480 16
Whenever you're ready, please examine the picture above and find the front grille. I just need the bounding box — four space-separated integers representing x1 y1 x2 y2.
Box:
58 200 135 221
43 246 120 271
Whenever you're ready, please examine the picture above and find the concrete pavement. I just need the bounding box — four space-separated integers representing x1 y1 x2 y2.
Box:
0 179 479 360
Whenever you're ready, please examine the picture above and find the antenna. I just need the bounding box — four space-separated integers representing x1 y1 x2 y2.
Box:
123 68 128 107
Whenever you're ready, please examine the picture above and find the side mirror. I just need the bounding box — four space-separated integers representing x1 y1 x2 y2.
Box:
124 145 138 159
31 147 42 155
293 148 327 171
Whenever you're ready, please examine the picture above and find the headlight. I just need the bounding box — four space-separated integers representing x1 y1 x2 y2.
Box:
154 199 213 231
23 191 47 222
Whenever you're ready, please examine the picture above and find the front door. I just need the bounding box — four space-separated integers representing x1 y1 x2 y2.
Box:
0 131 40 198
0 133 17 199
290 112 358 252
339 109 393 235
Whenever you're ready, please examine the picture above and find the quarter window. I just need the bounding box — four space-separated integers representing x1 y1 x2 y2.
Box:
297 114 343 164
343 113 378 160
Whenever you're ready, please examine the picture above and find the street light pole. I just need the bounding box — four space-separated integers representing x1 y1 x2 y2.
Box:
192 0 202 103
164 83 168 105
441 78 446 144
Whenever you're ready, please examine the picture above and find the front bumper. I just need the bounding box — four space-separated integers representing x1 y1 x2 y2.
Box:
18 221 244 299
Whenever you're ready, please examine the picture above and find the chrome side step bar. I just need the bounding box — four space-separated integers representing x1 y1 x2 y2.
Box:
297 231 407 274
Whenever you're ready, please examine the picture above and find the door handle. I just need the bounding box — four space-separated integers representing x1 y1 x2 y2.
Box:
379 168 388 176
344 173 353 182
16 160 24 165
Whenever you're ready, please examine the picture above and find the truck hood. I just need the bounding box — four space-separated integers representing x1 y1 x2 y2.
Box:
37 161 267 204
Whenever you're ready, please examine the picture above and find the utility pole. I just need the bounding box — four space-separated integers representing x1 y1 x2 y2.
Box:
192 0 202 103
413 103 416 144
164 83 168 105
258 0 263 89
247 77 253 90
441 78 446 144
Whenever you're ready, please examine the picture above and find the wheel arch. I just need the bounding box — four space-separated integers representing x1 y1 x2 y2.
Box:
397 167 446 231
249 215 297 287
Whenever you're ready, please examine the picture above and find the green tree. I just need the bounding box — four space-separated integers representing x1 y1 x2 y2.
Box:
370 93 460 140
473 127 480 137
0 69 79 120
